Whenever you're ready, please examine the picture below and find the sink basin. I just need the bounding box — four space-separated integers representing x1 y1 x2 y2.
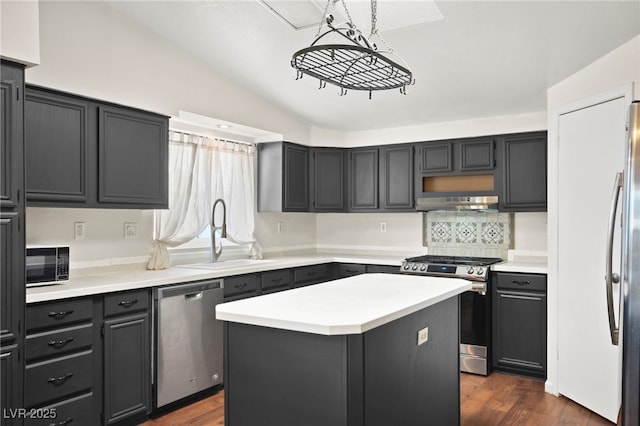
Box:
180 259 274 270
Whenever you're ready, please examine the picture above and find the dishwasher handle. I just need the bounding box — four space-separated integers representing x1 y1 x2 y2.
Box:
156 279 224 299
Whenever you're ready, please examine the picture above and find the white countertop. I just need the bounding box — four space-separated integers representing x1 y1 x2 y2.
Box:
26 253 547 304
216 273 472 335
25 254 402 304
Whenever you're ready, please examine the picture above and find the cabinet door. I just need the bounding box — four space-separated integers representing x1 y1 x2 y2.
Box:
493 276 547 378
419 142 452 173
24 89 89 202
283 143 309 211
459 139 495 171
1 213 22 345
349 148 379 210
104 312 150 424
98 106 168 207
380 145 414 210
311 148 346 211
501 132 547 211
0 65 23 209
1 345 23 426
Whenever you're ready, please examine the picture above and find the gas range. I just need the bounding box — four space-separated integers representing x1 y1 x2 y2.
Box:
399 255 504 290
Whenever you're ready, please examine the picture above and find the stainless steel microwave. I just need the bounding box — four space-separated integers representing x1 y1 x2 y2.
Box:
26 246 70 287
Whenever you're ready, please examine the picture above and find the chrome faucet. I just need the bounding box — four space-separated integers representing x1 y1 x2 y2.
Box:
210 198 227 262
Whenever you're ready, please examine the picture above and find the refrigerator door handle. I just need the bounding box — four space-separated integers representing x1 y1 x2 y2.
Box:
605 171 623 346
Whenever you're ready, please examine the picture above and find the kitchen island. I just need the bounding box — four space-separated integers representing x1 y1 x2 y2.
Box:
216 273 472 426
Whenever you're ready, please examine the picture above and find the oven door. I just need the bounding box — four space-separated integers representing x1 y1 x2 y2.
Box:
459 290 491 375
26 247 58 286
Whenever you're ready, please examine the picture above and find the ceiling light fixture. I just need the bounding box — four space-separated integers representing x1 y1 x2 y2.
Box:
291 0 414 98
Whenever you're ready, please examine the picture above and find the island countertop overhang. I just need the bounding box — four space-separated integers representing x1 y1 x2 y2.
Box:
215 273 472 335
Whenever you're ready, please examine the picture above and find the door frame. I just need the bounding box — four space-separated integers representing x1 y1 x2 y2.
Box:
547 83 633 400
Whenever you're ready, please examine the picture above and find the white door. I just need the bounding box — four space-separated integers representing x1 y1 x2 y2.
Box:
557 92 628 422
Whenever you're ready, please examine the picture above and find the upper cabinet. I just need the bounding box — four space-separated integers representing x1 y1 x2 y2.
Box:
24 85 169 209
418 138 495 175
258 141 309 212
499 131 547 212
310 148 347 212
349 147 379 211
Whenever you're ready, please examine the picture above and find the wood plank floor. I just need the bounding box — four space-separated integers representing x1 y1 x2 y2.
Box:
143 372 614 425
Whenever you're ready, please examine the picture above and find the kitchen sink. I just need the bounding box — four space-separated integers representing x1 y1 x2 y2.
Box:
180 259 274 270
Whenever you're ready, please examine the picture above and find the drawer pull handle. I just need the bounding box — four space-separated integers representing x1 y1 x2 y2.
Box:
234 283 248 289
47 372 73 385
48 310 74 319
48 337 75 348
118 299 138 308
270 278 283 283
307 271 317 276
49 418 74 426
511 280 531 286
345 269 359 273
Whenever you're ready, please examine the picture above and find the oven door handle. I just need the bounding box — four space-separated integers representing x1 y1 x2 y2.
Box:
605 171 622 346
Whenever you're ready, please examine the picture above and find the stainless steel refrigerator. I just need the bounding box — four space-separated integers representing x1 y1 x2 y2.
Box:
608 100 640 425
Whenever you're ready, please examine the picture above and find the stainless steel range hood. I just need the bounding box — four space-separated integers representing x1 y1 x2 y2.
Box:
416 196 499 211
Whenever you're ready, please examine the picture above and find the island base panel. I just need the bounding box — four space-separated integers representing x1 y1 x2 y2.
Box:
224 296 460 426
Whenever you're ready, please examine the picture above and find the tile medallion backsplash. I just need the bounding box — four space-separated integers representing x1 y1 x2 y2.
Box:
424 211 512 258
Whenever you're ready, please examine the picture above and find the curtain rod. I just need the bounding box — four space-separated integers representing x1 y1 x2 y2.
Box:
169 129 255 147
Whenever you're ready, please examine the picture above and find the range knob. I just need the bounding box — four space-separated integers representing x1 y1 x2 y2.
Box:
411 263 419 271
467 267 475 274
476 267 485 275
420 264 427 271
403 263 410 270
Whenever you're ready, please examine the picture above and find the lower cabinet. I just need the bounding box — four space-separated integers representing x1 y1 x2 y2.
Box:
25 290 151 426
1 344 22 426
492 272 547 378
103 290 151 425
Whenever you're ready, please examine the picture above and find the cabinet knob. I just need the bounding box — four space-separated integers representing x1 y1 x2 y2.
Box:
49 417 74 426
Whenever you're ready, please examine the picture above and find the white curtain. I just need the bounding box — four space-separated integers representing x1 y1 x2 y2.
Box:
147 131 262 270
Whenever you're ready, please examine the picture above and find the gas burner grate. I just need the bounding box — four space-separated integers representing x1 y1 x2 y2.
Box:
404 255 503 267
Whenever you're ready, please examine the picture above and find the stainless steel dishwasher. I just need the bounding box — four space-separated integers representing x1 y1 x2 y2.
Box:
154 279 224 408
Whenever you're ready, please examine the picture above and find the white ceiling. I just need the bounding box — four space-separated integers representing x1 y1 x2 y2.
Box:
102 0 640 132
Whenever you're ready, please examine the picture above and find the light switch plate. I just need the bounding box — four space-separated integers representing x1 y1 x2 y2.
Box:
124 222 138 240
74 222 86 240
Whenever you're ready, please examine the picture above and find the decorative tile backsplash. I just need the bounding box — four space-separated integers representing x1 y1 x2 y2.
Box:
424 211 512 258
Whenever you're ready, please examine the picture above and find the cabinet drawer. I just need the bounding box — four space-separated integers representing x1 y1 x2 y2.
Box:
294 264 331 286
261 269 292 292
25 351 93 408
495 273 546 292
225 274 259 298
27 299 93 332
25 392 94 426
336 263 366 278
366 264 400 274
26 323 93 362
104 289 149 317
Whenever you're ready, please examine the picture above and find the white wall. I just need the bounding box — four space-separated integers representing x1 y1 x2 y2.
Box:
24 0 549 265
0 0 40 66
546 35 640 396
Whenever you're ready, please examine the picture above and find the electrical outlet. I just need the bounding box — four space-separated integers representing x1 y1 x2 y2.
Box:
124 222 138 240
277 221 283 233
74 222 85 240
380 222 387 233
417 326 429 346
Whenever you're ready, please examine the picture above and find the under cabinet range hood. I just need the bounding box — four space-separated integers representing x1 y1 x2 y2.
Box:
416 196 499 211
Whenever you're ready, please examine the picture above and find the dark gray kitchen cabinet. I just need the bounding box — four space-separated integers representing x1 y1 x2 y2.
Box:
492 272 547 379
24 89 90 202
261 269 293 294
293 264 333 287
310 148 347 212
459 139 495 171
379 144 414 210
258 141 309 212
366 264 400 274
24 85 169 209
98 106 168 206
103 290 151 425
0 60 25 424
419 142 452 173
349 148 379 210
500 132 547 212
334 263 366 278
223 274 260 301
25 297 100 426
